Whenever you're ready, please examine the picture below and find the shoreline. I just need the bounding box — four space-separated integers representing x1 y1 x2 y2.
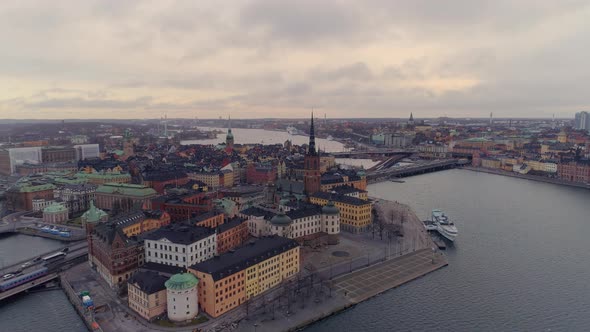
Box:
461 167 590 190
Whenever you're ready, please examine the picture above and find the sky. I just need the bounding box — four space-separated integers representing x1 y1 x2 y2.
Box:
1 0 589 120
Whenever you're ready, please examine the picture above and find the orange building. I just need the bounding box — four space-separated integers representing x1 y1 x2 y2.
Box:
189 236 299 318
193 212 225 228
216 217 249 254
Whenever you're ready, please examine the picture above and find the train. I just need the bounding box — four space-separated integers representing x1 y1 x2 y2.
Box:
0 267 49 292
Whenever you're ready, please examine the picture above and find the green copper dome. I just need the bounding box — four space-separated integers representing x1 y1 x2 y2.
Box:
82 201 107 223
322 200 339 215
271 210 292 226
226 129 234 139
165 273 199 290
44 202 67 213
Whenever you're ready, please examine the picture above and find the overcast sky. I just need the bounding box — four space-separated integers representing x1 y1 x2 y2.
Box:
1 0 589 119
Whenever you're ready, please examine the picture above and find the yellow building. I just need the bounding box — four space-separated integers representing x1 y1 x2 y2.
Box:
310 192 372 233
120 210 171 237
481 158 502 169
127 271 168 321
189 236 299 318
189 171 221 189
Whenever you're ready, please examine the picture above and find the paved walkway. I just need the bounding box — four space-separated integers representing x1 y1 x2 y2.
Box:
333 248 447 303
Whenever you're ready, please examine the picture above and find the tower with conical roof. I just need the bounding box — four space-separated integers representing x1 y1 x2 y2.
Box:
408 113 415 126
304 113 321 195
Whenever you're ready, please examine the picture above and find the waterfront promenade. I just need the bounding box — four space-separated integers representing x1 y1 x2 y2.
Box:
462 166 590 190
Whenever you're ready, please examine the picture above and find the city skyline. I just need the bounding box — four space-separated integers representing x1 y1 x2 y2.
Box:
1 1 590 119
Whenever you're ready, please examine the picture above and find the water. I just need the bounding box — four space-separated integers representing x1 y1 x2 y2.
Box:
0 233 64 268
0 290 87 332
0 234 86 332
181 127 346 152
306 169 590 332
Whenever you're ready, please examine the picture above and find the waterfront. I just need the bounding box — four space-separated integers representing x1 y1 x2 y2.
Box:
0 233 86 332
306 169 590 331
3 168 590 331
181 127 346 152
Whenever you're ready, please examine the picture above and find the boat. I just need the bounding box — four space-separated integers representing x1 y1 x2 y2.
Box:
326 135 334 141
431 209 458 242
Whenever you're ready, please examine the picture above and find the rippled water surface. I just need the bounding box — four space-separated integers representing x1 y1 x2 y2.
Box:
306 169 590 332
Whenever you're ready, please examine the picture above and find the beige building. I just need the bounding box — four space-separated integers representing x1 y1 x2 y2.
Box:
127 271 168 321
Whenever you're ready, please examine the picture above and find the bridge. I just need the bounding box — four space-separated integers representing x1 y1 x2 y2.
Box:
0 212 86 241
332 149 413 158
367 159 469 183
0 245 88 301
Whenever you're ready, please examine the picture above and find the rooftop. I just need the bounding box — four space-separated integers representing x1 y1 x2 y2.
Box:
190 236 298 281
128 270 168 294
165 273 199 290
311 192 371 206
143 224 215 245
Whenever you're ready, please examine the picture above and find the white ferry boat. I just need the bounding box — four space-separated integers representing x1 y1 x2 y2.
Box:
286 126 299 135
431 209 458 242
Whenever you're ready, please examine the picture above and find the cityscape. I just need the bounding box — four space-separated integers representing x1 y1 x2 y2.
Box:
1 1 590 332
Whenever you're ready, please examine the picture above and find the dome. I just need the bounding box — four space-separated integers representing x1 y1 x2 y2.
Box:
322 201 339 215
226 129 234 139
356 166 366 177
44 202 67 214
271 210 292 226
165 273 199 291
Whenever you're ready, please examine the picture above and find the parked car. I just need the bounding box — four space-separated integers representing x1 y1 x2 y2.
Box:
2 273 15 280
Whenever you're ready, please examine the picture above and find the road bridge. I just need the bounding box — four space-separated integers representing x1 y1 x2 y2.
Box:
332 150 413 158
0 247 88 300
367 159 469 183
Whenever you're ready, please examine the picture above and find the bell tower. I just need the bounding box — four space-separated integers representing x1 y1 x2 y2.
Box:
304 113 321 195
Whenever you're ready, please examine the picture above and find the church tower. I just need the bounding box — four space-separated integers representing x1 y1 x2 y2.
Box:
226 115 234 150
304 113 321 195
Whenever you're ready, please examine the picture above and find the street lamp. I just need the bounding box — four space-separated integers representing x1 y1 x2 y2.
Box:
254 323 259 332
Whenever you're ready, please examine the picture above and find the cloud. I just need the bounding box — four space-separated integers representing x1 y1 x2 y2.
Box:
1 0 590 119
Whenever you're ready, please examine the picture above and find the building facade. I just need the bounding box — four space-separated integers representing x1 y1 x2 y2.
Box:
144 225 217 268
304 115 321 195
127 271 168 321
165 273 199 322
95 183 157 211
310 192 372 233
189 236 299 318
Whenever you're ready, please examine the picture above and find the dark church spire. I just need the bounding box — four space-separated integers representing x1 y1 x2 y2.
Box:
308 112 317 156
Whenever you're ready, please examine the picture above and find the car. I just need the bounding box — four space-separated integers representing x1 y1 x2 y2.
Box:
21 262 32 269
62 247 70 253
2 273 15 280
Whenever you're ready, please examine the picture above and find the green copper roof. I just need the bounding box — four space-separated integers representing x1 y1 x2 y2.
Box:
82 201 107 223
322 200 340 215
44 202 67 213
271 210 292 226
18 183 56 193
165 273 199 290
96 183 156 197
76 171 130 180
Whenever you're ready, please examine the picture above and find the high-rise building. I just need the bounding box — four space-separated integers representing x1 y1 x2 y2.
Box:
574 111 590 132
304 113 321 195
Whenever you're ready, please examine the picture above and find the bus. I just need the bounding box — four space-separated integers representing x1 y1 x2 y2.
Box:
42 251 66 262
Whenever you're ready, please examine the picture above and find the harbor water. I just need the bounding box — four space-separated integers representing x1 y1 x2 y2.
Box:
306 169 590 331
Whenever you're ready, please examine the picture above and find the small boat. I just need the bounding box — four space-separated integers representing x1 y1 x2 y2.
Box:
326 135 334 141
431 209 458 242
286 126 299 135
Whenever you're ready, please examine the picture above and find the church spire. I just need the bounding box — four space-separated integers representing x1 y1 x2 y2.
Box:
308 112 317 156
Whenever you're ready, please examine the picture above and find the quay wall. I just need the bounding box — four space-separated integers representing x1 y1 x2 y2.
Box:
461 167 590 190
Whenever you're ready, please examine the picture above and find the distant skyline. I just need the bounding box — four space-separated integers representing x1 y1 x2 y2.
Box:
1 1 590 119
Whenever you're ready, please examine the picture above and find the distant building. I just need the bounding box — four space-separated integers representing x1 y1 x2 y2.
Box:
95 183 157 211
74 144 100 160
43 202 69 224
574 111 590 132
216 217 249 254
0 147 42 175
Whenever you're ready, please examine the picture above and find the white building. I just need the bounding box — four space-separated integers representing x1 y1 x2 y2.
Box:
7 147 43 174
241 202 340 239
165 273 199 322
74 144 100 161
144 225 216 268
